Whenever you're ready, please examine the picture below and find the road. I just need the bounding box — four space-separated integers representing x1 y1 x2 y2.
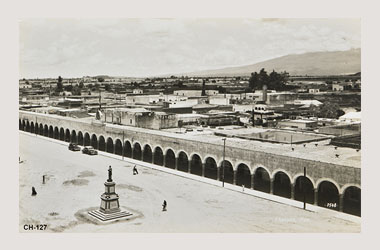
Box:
19 132 360 232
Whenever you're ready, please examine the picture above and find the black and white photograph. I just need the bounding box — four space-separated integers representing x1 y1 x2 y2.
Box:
17 17 362 233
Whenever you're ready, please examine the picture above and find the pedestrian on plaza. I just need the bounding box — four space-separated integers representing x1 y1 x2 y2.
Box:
31 187 37 196
133 165 139 175
162 200 167 211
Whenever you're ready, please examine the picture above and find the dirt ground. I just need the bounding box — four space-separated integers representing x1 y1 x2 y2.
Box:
19 132 360 233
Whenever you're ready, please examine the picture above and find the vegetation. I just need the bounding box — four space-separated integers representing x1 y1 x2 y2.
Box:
249 68 296 91
57 76 63 92
309 102 345 119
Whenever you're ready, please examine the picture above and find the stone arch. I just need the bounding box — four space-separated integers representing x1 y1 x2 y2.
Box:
143 144 153 163
65 129 71 142
106 137 114 153
316 178 341 194
236 163 252 188
292 173 316 188
71 130 77 144
342 186 361 216
273 171 292 198
219 160 234 184
30 122 35 133
271 169 292 180
26 121 31 132
48 125 54 138
253 167 271 193
54 126 59 139
204 157 218 180
133 142 142 160
91 134 98 149
164 148 176 169
177 151 189 172
84 132 91 146
34 122 39 134
98 135 105 151
153 146 164 166
124 140 132 157
190 154 202 176
78 131 84 146
43 124 48 136
317 180 340 211
115 139 123 155
294 176 315 204
59 127 64 140
39 124 44 135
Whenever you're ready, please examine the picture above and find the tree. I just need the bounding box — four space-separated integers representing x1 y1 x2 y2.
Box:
104 84 111 91
249 68 289 91
57 76 63 92
97 77 105 83
309 102 345 119
79 81 84 89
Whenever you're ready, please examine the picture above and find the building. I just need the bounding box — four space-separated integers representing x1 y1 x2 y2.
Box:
277 119 318 130
339 111 361 123
102 108 178 130
308 88 320 93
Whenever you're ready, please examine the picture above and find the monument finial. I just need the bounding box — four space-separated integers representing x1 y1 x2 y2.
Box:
107 166 112 182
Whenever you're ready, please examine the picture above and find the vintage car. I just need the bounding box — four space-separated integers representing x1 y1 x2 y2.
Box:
82 146 98 155
68 143 81 151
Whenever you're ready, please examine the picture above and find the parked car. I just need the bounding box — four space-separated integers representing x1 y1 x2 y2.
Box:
68 143 81 151
82 146 98 155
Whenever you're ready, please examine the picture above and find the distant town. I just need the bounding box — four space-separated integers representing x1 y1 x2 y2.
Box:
19 71 361 134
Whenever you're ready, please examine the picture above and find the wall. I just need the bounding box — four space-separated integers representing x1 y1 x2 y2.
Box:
19 111 360 191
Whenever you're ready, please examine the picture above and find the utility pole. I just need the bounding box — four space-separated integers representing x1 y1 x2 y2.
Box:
303 167 306 210
122 131 125 161
222 138 226 187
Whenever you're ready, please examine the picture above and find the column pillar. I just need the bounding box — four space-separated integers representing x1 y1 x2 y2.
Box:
201 163 205 177
339 193 344 212
291 183 295 200
188 161 191 173
251 174 255 189
163 154 166 167
270 178 274 194
233 170 237 185
175 157 179 170
132 148 134 159
217 167 221 181
314 188 318 205
152 152 155 164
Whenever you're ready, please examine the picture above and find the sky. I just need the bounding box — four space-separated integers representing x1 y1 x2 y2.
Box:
19 18 361 79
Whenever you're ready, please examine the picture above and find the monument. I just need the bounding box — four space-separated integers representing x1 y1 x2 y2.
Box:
88 166 132 222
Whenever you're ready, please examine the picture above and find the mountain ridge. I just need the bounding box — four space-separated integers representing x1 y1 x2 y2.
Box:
174 48 361 77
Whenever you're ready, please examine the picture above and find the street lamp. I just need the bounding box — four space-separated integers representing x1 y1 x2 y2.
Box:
222 137 226 187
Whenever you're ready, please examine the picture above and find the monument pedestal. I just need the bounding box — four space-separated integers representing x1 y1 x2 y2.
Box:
88 167 132 222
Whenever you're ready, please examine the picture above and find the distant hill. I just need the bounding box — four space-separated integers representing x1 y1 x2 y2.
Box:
180 49 361 77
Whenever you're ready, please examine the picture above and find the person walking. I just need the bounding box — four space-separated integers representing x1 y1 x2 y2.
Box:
133 165 139 175
162 200 167 211
31 187 37 196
